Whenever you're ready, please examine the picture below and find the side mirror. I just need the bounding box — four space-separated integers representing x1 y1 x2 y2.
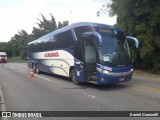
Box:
126 36 139 48
82 32 102 47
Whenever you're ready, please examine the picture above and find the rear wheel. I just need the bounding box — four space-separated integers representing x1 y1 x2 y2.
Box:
71 68 80 85
32 64 36 73
35 64 40 74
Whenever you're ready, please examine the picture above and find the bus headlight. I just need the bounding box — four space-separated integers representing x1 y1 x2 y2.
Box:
96 67 112 75
96 68 102 72
97 67 133 76
102 70 112 75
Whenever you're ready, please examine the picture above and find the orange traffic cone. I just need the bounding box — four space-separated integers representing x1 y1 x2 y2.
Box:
30 69 34 79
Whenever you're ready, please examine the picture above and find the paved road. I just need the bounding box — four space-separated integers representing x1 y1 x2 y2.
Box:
0 63 160 120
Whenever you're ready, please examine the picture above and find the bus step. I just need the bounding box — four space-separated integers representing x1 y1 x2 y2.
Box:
87 80 97 84
90 75 97 80
87 75 97 81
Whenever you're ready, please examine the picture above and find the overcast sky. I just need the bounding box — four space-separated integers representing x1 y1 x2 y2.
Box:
0 0 116 42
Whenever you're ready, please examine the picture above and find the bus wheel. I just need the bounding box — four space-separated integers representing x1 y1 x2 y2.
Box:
71 69 80 85
33 64 36 73
35 64 40 74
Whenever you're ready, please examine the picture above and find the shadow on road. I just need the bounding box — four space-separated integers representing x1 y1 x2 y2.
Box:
38 72 131 91
84 82 131 91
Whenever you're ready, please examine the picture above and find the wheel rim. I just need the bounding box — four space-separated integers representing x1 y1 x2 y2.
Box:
33 65 36 73
36 68 38 73
72 70 75 81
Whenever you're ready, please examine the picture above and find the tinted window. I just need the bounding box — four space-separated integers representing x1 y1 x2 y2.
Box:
28 42 39 52
57 30 74 48
74 26 92 40
36 41 44 52
43 35 58 51
28 30 74 52
74 41 83 61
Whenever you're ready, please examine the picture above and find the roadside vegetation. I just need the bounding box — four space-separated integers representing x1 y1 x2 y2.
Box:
0 0 160 73
97 0 160 73
0 14 68 61
7 56 24 62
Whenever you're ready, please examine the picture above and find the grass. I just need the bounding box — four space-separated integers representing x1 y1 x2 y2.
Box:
8 56 26 62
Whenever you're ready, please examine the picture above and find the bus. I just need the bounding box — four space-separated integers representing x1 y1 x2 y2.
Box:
0 52 7 63
27 22 138 85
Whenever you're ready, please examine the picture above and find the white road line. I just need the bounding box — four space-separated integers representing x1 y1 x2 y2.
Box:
34 75 51 82
10 67 15 70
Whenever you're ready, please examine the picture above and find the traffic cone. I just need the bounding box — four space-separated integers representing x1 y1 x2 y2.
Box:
30 69 34 79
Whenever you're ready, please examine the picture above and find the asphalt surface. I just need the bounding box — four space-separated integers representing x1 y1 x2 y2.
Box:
0 63 160 120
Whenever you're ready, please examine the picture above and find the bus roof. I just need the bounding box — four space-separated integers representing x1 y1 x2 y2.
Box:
28 22 113 45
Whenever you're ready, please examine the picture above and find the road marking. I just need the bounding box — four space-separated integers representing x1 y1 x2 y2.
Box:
10 67 15 70
34 75 51 82
8 66 16 70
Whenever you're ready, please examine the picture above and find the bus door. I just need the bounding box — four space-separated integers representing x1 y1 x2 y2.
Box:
74 41 85 83
82 37 97 81
74 32 102 84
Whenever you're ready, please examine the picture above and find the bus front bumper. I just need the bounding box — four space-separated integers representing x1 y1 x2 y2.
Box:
96 68 133 85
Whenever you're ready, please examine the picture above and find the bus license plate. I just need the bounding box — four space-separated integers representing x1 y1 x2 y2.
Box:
119 78 125 81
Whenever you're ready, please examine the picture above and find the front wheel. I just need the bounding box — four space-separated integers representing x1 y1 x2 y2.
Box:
71 69 80 85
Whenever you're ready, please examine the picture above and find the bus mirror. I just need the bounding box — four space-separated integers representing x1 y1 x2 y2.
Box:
126 36 139 48
82 32 102 47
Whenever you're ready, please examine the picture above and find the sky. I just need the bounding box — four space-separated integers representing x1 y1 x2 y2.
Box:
0 0 116 42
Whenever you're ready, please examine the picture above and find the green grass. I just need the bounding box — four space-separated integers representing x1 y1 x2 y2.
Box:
8 56 25 62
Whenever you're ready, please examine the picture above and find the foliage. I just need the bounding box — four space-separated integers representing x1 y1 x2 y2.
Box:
8 56 23 62
0 14 69 60
98 0 160 70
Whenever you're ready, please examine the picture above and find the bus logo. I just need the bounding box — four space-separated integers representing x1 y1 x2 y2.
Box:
44 52 59 57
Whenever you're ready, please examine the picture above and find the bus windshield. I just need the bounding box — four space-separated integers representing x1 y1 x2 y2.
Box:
96 27 131 67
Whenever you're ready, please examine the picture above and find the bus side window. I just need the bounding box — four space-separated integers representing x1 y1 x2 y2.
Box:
57 30 74 48
74 41 83 62
43 35 58 51
37 41 44 52
34 41 43 52
73 26 92 41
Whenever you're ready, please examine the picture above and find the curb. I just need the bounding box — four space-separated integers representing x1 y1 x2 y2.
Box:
0 85 7 120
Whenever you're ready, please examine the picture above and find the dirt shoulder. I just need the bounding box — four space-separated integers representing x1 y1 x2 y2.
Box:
133 70 160 79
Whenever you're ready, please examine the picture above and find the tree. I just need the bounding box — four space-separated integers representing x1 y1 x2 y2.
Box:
58 21 69 29
98 0 160 70
58 21 63 29
0 13 69 60
32 13 58 38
